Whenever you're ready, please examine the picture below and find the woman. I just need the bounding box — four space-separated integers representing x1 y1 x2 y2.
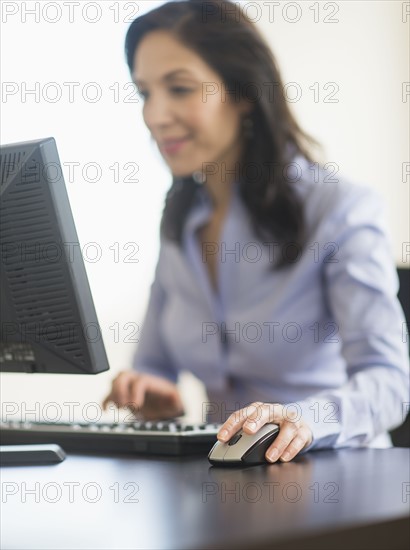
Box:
102 0 409 463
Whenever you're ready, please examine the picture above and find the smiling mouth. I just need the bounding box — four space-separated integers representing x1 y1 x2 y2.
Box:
160 136 192 154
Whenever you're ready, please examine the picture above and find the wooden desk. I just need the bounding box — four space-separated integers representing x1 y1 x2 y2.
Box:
1 447 409 549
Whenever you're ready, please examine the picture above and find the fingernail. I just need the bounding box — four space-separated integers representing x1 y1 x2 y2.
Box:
218 429 229 440
281 452 290 461
267 449 279 462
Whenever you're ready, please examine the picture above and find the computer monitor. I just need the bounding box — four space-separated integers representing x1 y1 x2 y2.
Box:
0 137 110 462
0 137 109 375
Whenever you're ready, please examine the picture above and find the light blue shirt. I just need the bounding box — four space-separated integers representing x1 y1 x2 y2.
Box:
132 154 410 453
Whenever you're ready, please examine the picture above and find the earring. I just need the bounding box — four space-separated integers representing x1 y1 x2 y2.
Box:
242 116 254 139
192 170 206 184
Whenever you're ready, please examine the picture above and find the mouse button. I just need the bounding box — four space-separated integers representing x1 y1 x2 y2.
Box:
242 430 279 464
223 432 258 461
258 423 280 436
208 439 230 462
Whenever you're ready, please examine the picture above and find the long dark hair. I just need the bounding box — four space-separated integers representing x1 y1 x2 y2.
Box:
125 0 323 269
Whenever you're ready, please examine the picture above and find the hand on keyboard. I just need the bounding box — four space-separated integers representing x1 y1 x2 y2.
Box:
102 370 185 421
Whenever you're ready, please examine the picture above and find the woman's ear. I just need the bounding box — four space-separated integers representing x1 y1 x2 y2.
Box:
238 98 254 116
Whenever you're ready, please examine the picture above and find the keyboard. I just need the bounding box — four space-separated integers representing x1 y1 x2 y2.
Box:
0 419 221 456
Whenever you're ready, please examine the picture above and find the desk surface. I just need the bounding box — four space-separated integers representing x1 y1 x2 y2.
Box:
1 447 409 550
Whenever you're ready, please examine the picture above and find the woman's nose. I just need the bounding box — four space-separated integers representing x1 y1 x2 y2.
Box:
143 93 175 129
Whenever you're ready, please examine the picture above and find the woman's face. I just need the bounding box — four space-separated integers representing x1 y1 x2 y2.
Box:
133 30 251 178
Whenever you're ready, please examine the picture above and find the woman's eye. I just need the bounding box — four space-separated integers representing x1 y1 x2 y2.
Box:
136 87 192 101
171 87 191 95
136 89 149 100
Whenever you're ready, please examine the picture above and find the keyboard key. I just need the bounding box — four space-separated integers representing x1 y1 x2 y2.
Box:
158 423 170 431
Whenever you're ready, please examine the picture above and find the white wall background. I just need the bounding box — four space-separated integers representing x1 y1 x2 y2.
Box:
1 0 408 423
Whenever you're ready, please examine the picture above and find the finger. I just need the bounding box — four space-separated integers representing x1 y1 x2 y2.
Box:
242 403 299 434
102 392 115 410
102 372 126 409
242 402 277 434
112 373 136 408
265 421 299 462
277 427 312 462
128 376 147 411
102 386 123 410
217 402 264 441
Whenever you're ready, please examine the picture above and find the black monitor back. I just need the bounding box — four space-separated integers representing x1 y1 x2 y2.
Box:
0 137 109 374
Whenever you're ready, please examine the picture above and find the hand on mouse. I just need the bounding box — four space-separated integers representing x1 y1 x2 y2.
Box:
102 370 185 420
217 402 313 463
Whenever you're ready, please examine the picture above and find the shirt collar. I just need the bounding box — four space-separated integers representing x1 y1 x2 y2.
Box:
184 179 240 237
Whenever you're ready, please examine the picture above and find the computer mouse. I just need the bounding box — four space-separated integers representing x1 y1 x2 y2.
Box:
208 423 280 465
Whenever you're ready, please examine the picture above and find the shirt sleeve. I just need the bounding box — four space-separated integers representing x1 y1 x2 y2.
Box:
131 241 179 383
285 185 409 453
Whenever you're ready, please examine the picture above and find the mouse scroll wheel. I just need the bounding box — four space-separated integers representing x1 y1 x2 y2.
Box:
228 433 242 446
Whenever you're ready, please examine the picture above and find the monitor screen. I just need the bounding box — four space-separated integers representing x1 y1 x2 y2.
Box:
0 137 109 374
